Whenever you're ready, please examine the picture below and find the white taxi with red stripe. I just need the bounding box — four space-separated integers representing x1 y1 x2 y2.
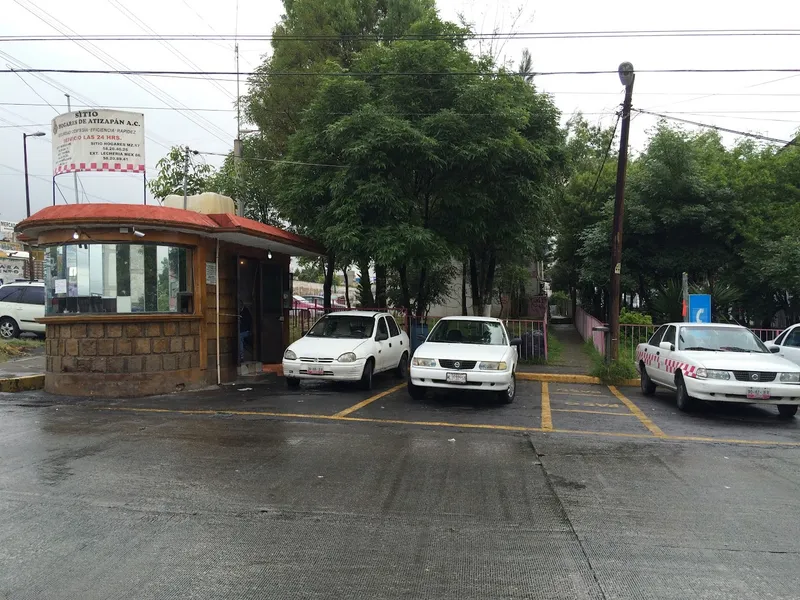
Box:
636 322 800 418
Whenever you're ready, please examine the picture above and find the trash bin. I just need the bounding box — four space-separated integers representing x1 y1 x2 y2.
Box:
409 321 430 356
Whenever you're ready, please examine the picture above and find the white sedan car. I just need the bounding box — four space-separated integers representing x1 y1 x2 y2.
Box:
282 311 410 390
408 316 520 403
636 322 800 418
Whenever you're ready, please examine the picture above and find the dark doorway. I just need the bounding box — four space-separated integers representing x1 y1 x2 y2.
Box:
237 257 260 365
259 262 286 364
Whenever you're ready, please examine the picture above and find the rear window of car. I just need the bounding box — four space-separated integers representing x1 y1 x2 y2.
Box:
387 316 400 337
648 325 667 346
21 286 44 305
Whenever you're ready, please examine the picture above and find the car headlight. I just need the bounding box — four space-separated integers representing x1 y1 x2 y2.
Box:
283 349 297 360
412 357 437 367
337 352 357 363
479 361 508 370
780 372 800 383
696 368 730 380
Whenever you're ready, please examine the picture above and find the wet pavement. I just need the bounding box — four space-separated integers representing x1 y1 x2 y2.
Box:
1 375 799 599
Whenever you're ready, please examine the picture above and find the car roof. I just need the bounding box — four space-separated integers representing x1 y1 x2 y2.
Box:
662 322 743 328
0 281 43 286
437 315 503 323
326 310 385 318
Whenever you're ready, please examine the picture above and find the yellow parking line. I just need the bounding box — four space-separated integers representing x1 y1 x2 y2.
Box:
608 385 666 438
333 383 406 417
84 405 800 446
551 408 637 417
541 382 553 431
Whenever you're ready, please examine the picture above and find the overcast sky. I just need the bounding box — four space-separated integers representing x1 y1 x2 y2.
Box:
1 0 798 223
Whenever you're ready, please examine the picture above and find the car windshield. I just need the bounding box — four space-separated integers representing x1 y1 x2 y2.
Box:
427 319 507 345
306 315 374 339
678 326 768 353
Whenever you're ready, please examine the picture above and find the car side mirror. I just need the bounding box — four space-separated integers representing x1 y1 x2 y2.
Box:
659 341 675 352
510 337 522 346
376 331 388 342
770 346 781 353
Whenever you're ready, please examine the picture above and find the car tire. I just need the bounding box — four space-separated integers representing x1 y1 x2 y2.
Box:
640 363 656 396
777 404 798 419
286 377 301 389
394 352 409 379
0 317 19 340
408 379 426 400
675 373 695 412
498 372 516 404
360 359 374 391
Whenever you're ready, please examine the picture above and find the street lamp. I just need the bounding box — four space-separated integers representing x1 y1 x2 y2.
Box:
23 131 46 281
23 131 46 218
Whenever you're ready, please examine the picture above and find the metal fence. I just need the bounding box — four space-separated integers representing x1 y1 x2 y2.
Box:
504 319 548 361
751 328 783 343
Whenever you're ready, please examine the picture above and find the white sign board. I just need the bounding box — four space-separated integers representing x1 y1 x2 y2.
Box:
205 262 217 285
51 110 145 175
0 221 16 241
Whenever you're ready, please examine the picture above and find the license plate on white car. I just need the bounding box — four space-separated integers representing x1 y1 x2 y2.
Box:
747 387 770 400
446 372 467 384
307 367 324 376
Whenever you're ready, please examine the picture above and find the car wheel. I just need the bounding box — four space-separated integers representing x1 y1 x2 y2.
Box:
640 363 656 396
498 372 516 404
408 379 426 400
675 373 695 412
0 317 19 340
394 352 409 379
286 377 301 389
777 404 798 419
360 359 374 391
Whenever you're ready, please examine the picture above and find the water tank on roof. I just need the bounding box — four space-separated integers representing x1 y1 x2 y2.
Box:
163 192 235 215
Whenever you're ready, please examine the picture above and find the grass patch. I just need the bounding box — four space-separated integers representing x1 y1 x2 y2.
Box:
0 338 44 363
583 340 638 385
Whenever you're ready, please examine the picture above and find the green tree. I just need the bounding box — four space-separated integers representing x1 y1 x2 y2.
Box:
148 146 215 202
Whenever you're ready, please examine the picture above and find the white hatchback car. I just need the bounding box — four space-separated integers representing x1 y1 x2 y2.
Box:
636 322 800 418
408 316 520 403
282 311 410 390
0 281 45 339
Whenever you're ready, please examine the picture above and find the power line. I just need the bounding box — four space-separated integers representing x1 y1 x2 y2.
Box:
3 28 800 42
633 108 797 146
6 67 59 113
12 0 233 145
197 150 349 168
3 67 799 79
587 115 621 199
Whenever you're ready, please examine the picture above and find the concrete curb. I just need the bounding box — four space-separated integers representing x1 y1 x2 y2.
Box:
517 372 640 387
0 374 45 393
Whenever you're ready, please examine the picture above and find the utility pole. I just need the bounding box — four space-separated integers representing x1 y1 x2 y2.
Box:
682 272 689 322
182 145 190 210
23 131 45 281
609 62 635 361
65 94 80 204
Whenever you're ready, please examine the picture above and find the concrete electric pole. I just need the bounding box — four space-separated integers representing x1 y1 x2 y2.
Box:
609 62 635 361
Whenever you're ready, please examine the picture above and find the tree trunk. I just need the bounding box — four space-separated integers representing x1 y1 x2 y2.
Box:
323 251 335 312
343 268 350 309
356 258 374 308
414 265 428 317
469 252 482 316
570 286 577 320
398 263 411 311
461 260 468 316
374 264 387 309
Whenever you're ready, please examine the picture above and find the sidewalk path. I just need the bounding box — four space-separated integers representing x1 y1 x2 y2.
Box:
520 323 594 374
0 353 46 378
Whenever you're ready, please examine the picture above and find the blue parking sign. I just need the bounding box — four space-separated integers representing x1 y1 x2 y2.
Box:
689 294 711 323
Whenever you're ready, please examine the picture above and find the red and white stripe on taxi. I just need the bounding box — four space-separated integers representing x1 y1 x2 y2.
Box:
637 349 698 378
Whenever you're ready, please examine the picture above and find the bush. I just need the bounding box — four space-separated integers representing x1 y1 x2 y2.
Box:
583 339 638 385
620 308 652 325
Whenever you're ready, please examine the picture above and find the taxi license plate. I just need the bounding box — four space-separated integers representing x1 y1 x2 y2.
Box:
747 387 770 400
307 367 324 376
446 372 467 384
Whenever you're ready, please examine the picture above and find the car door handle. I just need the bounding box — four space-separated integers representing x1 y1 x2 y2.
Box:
389 342 392 347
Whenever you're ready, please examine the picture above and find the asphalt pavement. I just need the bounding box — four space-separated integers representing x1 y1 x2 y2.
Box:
1 375 799 599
